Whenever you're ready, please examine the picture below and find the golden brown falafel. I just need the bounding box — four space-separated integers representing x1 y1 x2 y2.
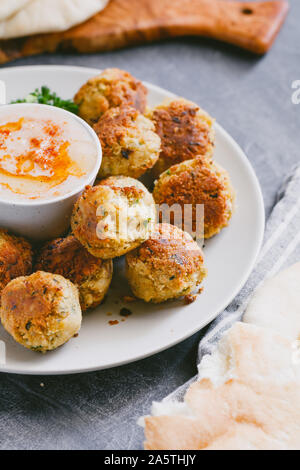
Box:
74 68 148 125
0 229 33 295
94 105 161 179
71 176 156 259
0 271 82 352
126 223 207 303
149 98 215 177
153 158 235 239
35 235 113 312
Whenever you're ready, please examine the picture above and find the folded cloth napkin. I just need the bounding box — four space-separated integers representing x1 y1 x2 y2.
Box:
165 164 300 402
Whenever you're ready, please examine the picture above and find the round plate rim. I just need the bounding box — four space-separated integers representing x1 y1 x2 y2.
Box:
0 65 265 375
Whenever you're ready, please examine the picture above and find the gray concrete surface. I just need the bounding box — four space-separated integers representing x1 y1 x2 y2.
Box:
0 0 299 450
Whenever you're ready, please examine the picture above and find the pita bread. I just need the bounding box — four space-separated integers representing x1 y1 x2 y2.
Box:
144 323 300 450
0 0 109 39
244 262 300 341
197 321 300 388
0 0 32 22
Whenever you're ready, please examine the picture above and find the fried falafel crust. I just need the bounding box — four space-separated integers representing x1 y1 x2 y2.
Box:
126 223 207 303
95 106 139 155
150 98 215 177
0 229 33 294
153 158 235 239
74 68 148 125
94 105 160 179
35 236 113 311
71 178 156 259
0 271 81 352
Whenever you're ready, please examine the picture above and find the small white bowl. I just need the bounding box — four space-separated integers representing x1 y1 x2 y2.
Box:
0 103 102 241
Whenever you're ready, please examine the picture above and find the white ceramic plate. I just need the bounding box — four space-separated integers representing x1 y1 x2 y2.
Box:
0 65 264 375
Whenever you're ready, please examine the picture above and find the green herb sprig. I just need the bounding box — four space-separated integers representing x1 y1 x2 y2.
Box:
11 86 79 115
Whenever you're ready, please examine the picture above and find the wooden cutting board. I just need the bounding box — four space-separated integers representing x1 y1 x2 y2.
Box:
0 0 289 64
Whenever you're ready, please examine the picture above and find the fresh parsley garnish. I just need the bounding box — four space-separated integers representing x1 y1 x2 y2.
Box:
11 86 79 115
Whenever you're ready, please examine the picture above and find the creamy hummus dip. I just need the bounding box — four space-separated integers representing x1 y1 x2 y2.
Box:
0 105 98 202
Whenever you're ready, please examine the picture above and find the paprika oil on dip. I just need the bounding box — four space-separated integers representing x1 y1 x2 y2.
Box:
0 105 99 202
0 103 102 241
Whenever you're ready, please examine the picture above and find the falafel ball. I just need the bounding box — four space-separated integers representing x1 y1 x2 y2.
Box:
149 98 215 177
35 236 113 312
126 223 207 303
0 229 33 295
0 271 82 353
74 68 148 125
153 157 235 239
71 176 156 259
94 106 161 179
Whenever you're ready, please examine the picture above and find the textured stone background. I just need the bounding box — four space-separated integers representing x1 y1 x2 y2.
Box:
0 0 299 450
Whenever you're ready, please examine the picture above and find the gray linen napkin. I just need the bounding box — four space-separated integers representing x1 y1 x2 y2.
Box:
165 164 300 402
